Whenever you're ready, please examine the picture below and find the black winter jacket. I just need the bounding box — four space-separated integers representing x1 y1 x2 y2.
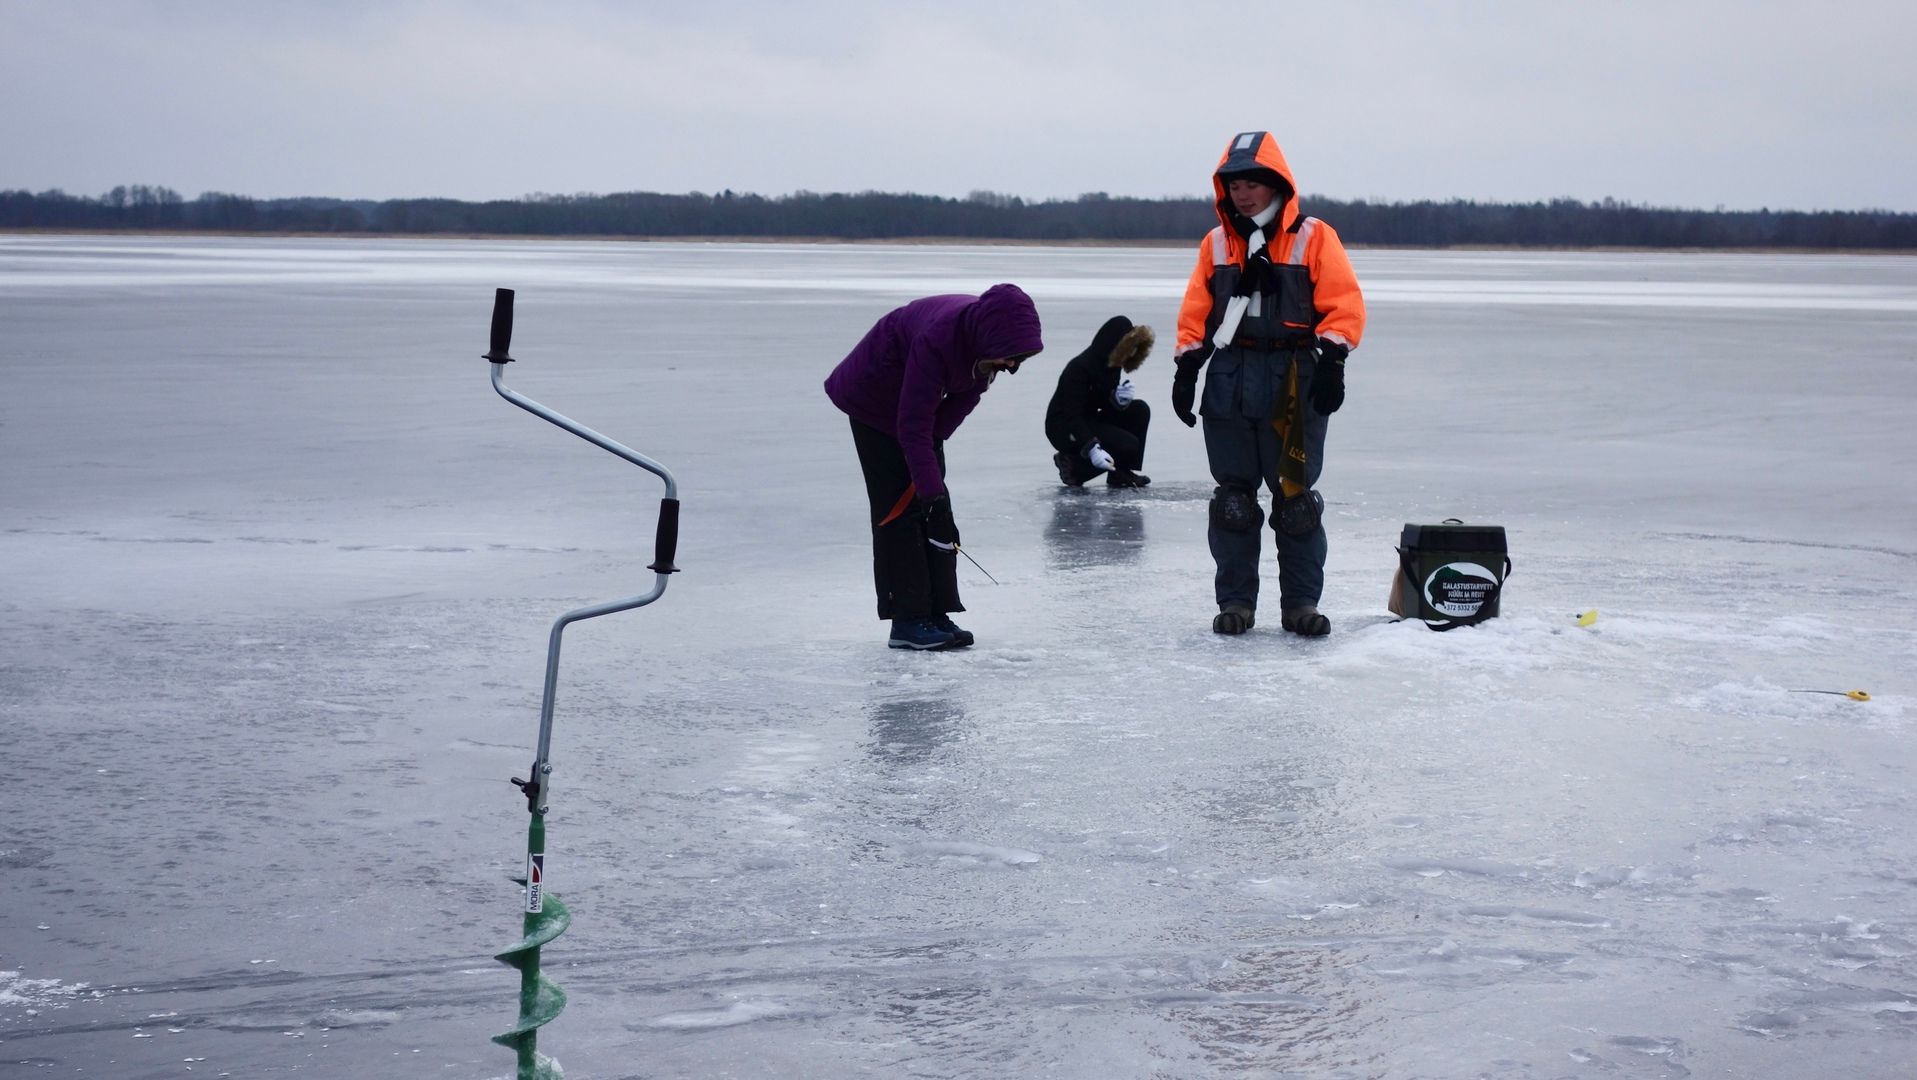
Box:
1043 316 1154 453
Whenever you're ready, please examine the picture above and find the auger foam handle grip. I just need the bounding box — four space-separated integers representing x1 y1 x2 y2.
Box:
485 287 515 362
648 497 680 573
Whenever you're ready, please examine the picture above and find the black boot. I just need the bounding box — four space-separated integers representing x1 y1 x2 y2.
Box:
932 614 975 648
1281 606 1331 637
1106 468 1151 488
1212 605 1255 635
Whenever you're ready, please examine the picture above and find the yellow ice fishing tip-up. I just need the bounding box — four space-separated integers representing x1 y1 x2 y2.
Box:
1789 688 1872 701
1574 609 1598 627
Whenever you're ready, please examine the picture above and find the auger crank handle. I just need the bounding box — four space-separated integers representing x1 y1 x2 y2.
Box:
649 498 680 573
484 287 515 363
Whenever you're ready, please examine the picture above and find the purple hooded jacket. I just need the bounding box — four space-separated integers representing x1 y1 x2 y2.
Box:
823 284 1043 500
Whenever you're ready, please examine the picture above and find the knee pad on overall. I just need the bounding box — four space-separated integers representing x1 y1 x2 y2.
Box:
1275 489 1324 538
1209 486 1263 533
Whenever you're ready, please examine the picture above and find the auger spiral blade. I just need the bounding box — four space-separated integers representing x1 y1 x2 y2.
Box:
492 892 572 1079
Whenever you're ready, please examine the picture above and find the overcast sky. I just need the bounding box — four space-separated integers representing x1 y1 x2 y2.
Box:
4 0 1913 212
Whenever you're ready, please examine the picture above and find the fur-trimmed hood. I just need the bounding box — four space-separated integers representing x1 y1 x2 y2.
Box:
1107 324 1154 371
1078 315 1154 372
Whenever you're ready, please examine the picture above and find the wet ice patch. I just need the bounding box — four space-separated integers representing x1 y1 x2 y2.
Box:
904 840 1042 868
1572 863 1699 894
1610 1034 1685 1057
1740 986 1917 1038
1706 808 1849 846
1458 904 1612 928
641 998 801 1030
1369 939 1581 987
1241 874 1314 900
1283 899 1368 922
1757 615 1842 641
1565 1035 1690 1076
731 732 822 787
1738 1007 1812 1035
1381 855 1530 879
1241 876 1369 921
0 844 52 870
1135 988 1324 1012
297 698 378 715
314 1008 400 1028
1727 915 1912 964
1078 831 1173 861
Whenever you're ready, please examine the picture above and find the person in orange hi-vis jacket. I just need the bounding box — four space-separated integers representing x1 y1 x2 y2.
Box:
1171 130 1366 637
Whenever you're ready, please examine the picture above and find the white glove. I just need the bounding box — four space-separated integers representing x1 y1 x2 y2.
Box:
1086 443 1115 471
1112 379 1137 408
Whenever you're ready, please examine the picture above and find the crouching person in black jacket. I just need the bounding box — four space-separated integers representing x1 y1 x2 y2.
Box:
1044 316 1156 488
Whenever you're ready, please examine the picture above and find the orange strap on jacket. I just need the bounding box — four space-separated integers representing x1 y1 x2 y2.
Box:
878 482 917 526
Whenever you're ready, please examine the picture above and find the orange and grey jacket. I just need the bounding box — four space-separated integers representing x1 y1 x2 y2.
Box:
1174 131 1365 359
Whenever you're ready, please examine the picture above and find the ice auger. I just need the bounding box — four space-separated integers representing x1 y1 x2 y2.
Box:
481 288 680 1078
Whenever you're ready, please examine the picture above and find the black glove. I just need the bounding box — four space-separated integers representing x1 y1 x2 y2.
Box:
1311 339 1348 415
1172 345 1211 428
920 494 959 551
1241 247 1277 293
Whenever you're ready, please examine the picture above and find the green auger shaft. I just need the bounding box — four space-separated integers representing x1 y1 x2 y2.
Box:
493 813 571 1080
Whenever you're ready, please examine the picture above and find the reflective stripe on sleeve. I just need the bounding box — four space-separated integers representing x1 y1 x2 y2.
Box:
1286 217 1317 265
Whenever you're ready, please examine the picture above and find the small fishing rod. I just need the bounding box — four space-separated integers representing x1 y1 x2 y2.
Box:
957 544 999 584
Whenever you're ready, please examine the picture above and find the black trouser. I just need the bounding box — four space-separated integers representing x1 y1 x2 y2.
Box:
850 418 962 621
1045 401 1152 484
1200 349 1328 614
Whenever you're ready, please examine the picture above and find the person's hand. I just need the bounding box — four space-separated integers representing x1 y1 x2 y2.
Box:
920 494 959 551
1311 339 1348 415
1171 368 1198 427
1085 442 1115 471
1242 246 1275 288
1112 379 1137 408
1172 345 1210 427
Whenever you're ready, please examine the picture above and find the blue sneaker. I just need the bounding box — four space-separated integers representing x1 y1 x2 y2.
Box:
932 614 975 648
888 617 957 651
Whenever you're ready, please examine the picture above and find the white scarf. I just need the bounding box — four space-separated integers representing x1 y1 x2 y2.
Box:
1210 200 1281 348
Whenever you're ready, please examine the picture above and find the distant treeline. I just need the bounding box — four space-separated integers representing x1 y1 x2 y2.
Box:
4 184 1915 249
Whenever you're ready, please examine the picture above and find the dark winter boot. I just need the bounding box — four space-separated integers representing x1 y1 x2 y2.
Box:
1212 604 1255 635
1054 452 1086 487
889 617 957 650
1281 606 1331 637
932 614 975 648
1106 469 1151 488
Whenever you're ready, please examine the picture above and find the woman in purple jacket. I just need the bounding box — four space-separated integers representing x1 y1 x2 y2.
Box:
824 284 1044 650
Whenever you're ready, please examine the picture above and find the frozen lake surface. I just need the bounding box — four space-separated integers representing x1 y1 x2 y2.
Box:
3 235 1915 1078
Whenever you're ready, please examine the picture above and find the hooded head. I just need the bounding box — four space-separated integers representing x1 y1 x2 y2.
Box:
1211 131 1300 238
966 283 1044 366
1077 315 1155 372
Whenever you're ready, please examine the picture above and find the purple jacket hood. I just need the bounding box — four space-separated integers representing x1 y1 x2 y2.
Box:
824 284 1043 500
